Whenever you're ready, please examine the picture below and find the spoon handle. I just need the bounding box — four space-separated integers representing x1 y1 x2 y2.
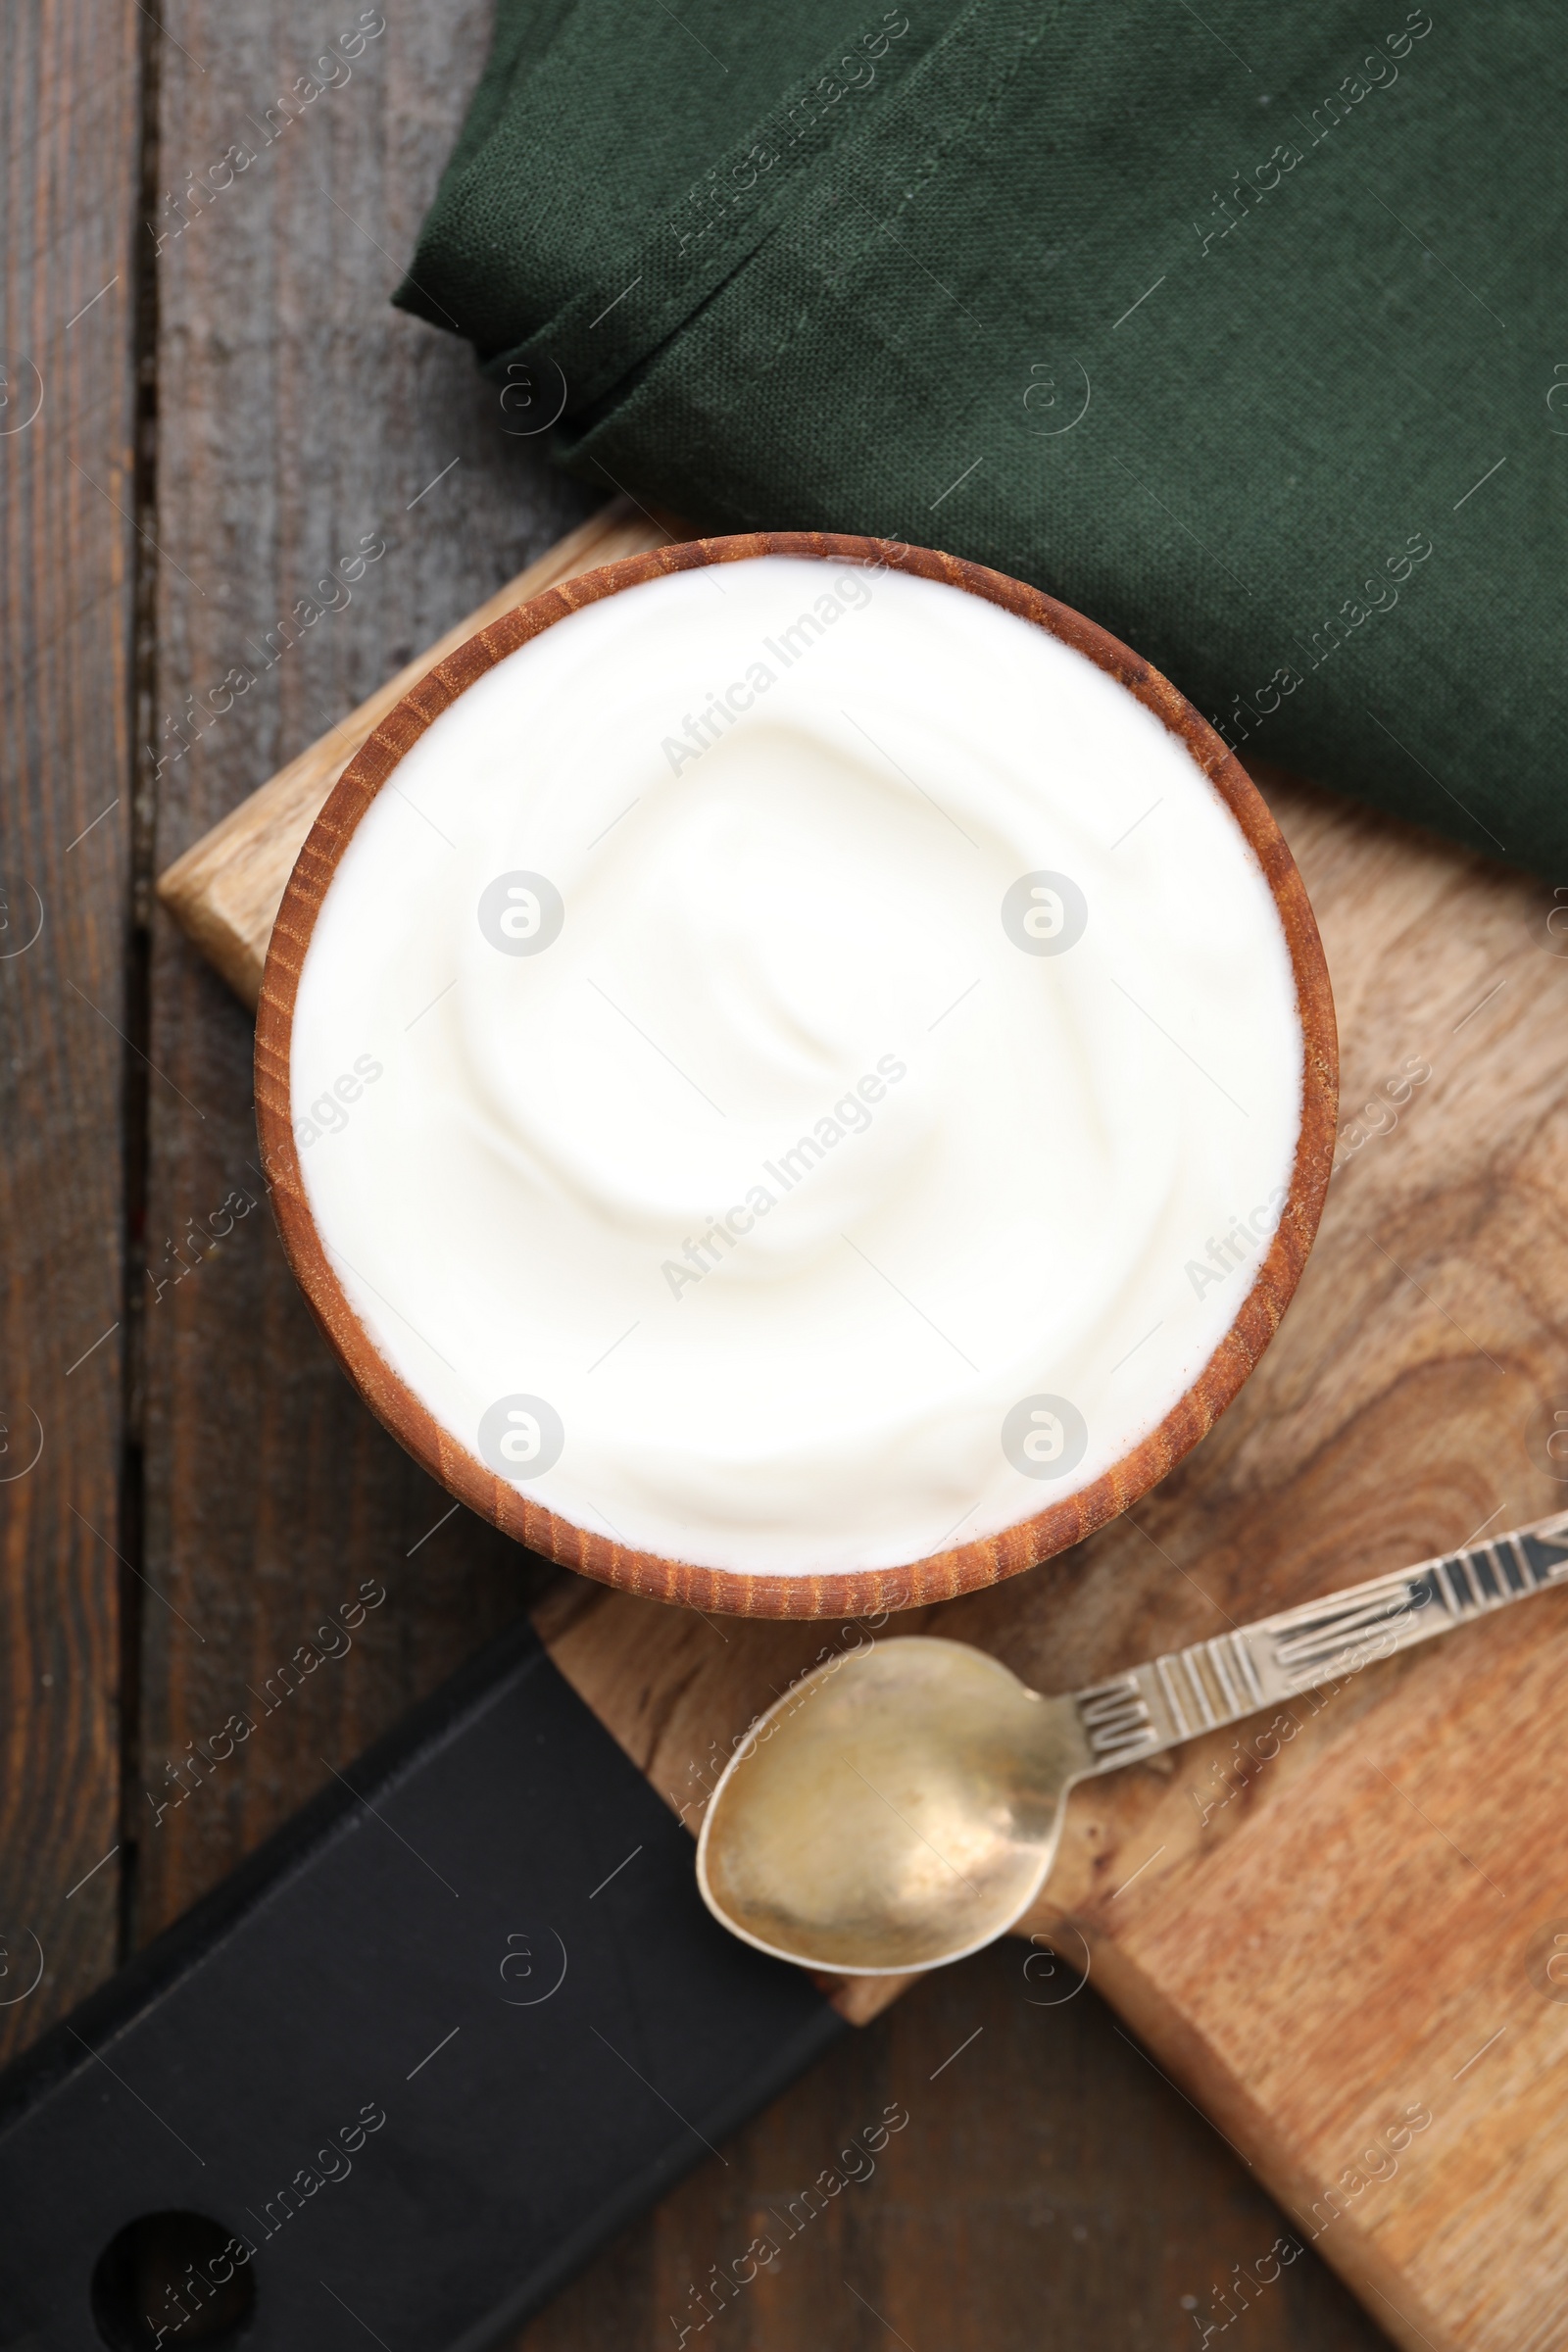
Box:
1070 1507 1568 1772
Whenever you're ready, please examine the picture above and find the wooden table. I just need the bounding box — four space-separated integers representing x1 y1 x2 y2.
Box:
0 3 1399 2345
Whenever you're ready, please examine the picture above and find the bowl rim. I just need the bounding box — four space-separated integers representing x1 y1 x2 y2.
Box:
255 529 1339 1620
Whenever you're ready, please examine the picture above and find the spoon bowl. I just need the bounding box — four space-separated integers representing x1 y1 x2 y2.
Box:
695 1639 1092 1974
696 1511 1568 1977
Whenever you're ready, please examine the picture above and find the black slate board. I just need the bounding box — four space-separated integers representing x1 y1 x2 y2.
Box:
0 1620 846 2350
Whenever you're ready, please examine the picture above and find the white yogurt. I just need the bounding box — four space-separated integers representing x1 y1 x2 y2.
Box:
290 556 1302 1577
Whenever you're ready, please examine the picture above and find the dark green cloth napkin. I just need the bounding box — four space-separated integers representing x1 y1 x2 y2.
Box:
396 2 1565 873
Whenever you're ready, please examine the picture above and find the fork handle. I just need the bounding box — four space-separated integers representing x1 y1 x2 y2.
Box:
1071 1508 1568 1770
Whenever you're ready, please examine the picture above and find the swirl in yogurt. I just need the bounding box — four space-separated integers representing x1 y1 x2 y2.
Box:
291 557 1302 1576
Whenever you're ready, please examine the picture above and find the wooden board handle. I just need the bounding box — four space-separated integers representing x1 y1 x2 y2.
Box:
155 499 678 1006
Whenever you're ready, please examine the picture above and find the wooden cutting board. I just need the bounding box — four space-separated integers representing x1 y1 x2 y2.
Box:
158 500 1568 2352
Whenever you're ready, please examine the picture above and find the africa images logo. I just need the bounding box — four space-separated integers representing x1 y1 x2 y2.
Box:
1002 1395 1089 1481
477 870 564 956
1001 870 1089 956
478 1396 565 1482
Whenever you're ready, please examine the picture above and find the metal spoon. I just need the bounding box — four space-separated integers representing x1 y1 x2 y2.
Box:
697 1508 1568 1976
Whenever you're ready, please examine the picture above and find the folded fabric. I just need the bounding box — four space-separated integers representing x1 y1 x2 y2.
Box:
397 1 1565 874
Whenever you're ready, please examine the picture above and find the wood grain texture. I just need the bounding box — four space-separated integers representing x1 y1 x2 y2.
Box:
156 497 678 1004
538 775 1568 2352
0 0 140 2058
1003 787 1568 2352
519 1934 1384 2352
252 529 1337 1622
134 0 598 1941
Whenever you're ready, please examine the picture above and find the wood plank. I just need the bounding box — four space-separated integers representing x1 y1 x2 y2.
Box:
135 0 600 1936
0 0 141 2059
523 1934 1385 2352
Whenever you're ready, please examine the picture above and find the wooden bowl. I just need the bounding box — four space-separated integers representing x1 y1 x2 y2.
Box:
256 533 1338 1619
